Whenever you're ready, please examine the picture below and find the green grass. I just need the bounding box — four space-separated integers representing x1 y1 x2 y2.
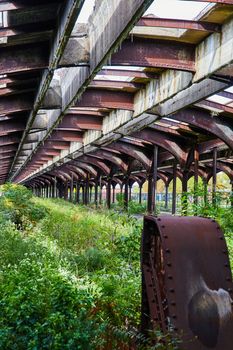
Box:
0 192 232 349
0 198 144 349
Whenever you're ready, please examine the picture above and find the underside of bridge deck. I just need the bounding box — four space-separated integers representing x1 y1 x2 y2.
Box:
1 0 230 214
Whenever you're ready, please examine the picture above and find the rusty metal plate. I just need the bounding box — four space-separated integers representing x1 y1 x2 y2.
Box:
141 215 233 350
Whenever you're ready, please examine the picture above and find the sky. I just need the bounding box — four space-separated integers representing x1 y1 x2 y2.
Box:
77 0 210 23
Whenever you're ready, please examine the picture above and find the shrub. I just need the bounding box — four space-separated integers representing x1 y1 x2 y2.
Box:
0 183 47 229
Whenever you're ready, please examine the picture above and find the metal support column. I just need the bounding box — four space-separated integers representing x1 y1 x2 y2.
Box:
172 161 177 215
194 146 199 215
165 184 168 209
64 183 68 200
147 145 158 214
129 185 132 202
70 174 74 202
124 177 129 211
212 147 217 207
94 179 98 208
139 184 142 204
106 178 112 209
112 184 116 203
182 170 188 215
99 176 102 205
76 183 80 204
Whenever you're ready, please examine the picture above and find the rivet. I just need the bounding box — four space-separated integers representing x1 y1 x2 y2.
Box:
168 275 173 280
226 277 231 282
224 263 229 267
164 235 168 239
165 249 171 253
152 299 156 303
174 327 178 331
167 262 172 267
170 289 175 293
172 315 177 319
161 225 165 228
219 236 223 240
222 250 227 254
171 301 176 306
158 218 161 221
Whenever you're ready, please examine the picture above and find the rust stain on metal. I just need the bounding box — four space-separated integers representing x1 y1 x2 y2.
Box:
141 215 233 350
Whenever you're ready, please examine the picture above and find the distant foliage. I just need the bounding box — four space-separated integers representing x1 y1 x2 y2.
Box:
0 183 47 229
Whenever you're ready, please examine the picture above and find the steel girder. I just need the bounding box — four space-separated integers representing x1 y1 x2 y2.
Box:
111 38 195 72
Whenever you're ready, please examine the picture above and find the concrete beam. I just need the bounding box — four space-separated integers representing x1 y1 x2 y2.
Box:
11 0 153 182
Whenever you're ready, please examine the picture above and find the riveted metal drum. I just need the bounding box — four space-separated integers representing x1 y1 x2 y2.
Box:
141 215 233 350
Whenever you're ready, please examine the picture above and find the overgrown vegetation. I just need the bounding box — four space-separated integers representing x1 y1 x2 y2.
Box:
0 184 232 349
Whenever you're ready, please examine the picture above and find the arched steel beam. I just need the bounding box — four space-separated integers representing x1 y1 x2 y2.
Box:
157 171 169 186
64 164 87 180
129 174 141 186
162 168 183 185
71 161 98 178
170 108 233 150
198 139 226 154
90 149 128 173
112 177 123 186
49 170 71 182
38 175 55 185
78 155 111 176
31 179 47 187
106 140 152 171
204 161 233 180
132 128 188 167
37 177 51 186
111 37 195 72
54 166 80 183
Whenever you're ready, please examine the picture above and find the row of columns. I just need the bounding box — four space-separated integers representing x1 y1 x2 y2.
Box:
32 147 231 214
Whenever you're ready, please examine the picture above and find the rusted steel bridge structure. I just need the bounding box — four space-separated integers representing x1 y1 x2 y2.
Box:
0 0 231 214
0 0 233 348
